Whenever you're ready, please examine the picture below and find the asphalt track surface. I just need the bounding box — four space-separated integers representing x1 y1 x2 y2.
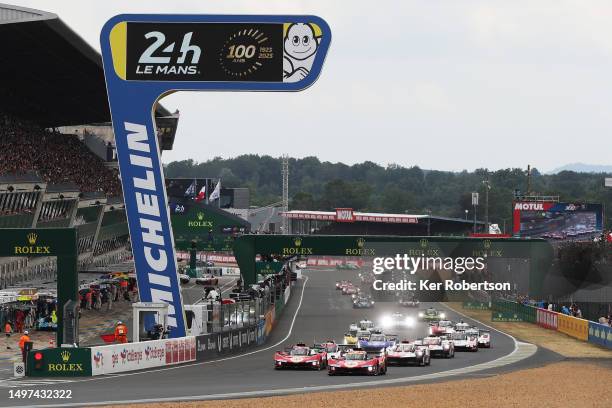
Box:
0 268 561 407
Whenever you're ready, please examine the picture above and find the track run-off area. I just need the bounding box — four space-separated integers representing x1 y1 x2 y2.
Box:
0 268 560 407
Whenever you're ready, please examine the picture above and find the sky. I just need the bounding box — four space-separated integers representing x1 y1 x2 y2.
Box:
13 0 612 172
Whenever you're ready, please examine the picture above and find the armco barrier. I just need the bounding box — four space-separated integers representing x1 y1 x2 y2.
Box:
588 321 612 349
196 325 262 360
536 308 558 330
557 314 589 341
90 336 196 375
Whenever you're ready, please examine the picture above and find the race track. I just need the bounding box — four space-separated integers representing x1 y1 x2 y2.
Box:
0 268 557 407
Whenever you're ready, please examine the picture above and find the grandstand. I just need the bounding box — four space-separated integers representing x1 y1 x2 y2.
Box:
0 3 177 289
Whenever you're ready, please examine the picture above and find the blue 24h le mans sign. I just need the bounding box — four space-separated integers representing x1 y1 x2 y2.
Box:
100 14 331 337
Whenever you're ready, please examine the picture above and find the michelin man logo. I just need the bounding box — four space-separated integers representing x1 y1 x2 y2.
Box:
283 23 321 83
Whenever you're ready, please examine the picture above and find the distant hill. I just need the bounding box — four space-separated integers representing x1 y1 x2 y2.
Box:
549 163 612 174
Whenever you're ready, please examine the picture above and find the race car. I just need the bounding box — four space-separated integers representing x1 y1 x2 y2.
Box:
358 332 396 350
356 329 371 343
328 349 387 376
417 336 455 358
387 341 431 366
466 329 491 348
478 330 491 348
274 343 327 370
381 312 415 329
336 263 359 270
335 280 350 290
418 308 446 322
353 296 375 309
195 274 219 286
454 321 471 332
344 329 358 345
311 340 341 360
359 319 376 331
447 331 478 352
342 285 359 296
429 320 455 336
398 297 420 308
178 274 191 284
312 342 345 359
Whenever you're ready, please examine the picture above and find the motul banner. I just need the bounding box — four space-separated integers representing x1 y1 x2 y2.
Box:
335 208 355 222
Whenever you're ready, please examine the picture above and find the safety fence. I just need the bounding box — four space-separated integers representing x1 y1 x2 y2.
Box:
26 278 295 377
489 300 611 350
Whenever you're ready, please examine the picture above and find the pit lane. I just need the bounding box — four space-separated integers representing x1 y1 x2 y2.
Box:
0 267 551 407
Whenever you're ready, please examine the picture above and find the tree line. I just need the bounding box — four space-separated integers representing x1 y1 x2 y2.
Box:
165 155 612 232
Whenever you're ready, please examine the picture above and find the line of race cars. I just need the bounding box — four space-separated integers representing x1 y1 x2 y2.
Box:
273 307 492 375
336 280 376 309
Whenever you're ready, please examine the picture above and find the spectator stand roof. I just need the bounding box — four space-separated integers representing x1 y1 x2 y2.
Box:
282 210 484 226
0 3 176 147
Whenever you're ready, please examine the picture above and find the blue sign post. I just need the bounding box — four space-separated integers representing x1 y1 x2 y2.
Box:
100 14 331 337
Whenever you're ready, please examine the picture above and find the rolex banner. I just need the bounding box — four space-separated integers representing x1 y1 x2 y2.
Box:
28 348 92 377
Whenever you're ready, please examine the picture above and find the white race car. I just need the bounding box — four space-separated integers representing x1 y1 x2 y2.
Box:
448 332 478 351
178 274 191 284
454 322 471 332
474 329 491 348
359 319 376 331
416 336 454 358
387 342 430 366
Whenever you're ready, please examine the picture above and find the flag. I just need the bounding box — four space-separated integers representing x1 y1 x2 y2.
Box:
184 180 196 197
209 180 221 201
194 185 206 202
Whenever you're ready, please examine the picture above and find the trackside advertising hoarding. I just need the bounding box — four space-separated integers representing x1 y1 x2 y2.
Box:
512 201 603 238
90 337 196 375
100 14 331 337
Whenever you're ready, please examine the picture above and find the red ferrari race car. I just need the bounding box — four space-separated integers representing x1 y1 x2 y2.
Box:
327 349 387 376
274 343 327 370
429 320 455 336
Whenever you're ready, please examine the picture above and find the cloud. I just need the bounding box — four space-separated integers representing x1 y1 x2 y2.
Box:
13 0 612 170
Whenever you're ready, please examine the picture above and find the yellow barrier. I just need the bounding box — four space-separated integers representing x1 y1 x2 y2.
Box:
557 314 589 341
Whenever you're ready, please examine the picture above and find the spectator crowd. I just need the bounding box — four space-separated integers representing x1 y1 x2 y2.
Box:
0 114 121 197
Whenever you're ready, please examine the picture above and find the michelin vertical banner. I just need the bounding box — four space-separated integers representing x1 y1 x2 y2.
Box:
100 15 331 337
